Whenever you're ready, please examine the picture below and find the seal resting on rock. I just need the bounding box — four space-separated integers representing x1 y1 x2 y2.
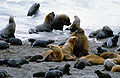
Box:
29 12 55 34
45 69 63 78
51 14 71 30
70 15 80 32
27 3 40 16
71 28 89 57
79 55 105 65
5 38 22 45
28 38 55 47
103 59 117 71
55 63 71 75
94 70 111 78
0 41 9 49
0 16 16 39
111 65 120 72
100 52 120 59
102 35 119 48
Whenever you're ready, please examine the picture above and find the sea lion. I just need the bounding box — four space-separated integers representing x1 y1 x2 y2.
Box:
56 63 71 75
62 36 78 54
63 53 76 61
95 47 107 56
102 35 119 48
70 15 80 32
100 52 120 59
102 26 113 37
45 69 63 78
89 29 102 38
29 12 55 34
0 59 8 65
37 45 64 62
0 69 10 78
103 59 117 71
96 31 107 39
51 14 71 30
94 70 111 78
71 28 89 57
5 38 22 45
0 16 16 39
111 65 120 72
0 41 9 49
79 55 105 65
74 60 86 69
33 72 46 77
27 3 40 16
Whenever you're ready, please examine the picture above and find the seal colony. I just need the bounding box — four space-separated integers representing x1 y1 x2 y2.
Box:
0 2 120 78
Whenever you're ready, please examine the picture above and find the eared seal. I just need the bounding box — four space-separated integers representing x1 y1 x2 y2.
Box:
5 38 22 45
70 15 80 32
29 12 55 34
0 16 16 39
27 3 40 16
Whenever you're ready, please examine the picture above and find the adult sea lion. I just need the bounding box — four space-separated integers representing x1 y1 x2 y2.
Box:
29 12 55 34
0 16 16 39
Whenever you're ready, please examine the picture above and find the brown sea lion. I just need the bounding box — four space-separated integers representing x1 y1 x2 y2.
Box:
51 14 71 30
70 15 80 32
79 55 105 65
29 12 55 34
111 65 120 72
71 28 89 57
100 52 120 59
41 45 64 62
0 16 16 39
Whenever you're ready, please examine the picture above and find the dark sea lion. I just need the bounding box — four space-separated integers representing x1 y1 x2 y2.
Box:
29 12 55 34
0 69 10 78
102 26 113 37
95 47 107 56
6 59 29 68
0 16 16 39
0 59 8 65
71 28 89 57
74 60 86 69
5 38 22 45
70 15 80 32
89 29 102 38
33 72 46 77
102 35 119 48
96 31 107 39
94 70 111 78
45 69 63 78
56 63 71 75
51 14 71 30
27 3 40 16
0 41 9 49
28 38 55 47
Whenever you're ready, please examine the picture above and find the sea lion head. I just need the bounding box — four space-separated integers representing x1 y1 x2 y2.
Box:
72 28 85 36
45 12 55 24
50 45 61 51
68 36 78 43
34 3 40 8
9 16 14 23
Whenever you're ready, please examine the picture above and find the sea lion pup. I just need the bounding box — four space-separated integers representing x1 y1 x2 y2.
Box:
74 60 86 69
0 41 9 49
103 59 117 71
51 14 71 30
100 52 120 59
71 28 89 57
95 47 107 56
70 15 80 32
45 69 63 78
79 55 105 65
33 71 46 77
0 69 10 78
29 12 55 34
5 38 22 45
111 65 120 72
55 63 71 75
102 35 119 48
94 70 111 78
36 45 64 62
27 3 40 16
89 29 102 38
0 16 16 39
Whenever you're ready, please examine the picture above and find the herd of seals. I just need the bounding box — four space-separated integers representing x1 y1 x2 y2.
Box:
0 2 120 78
